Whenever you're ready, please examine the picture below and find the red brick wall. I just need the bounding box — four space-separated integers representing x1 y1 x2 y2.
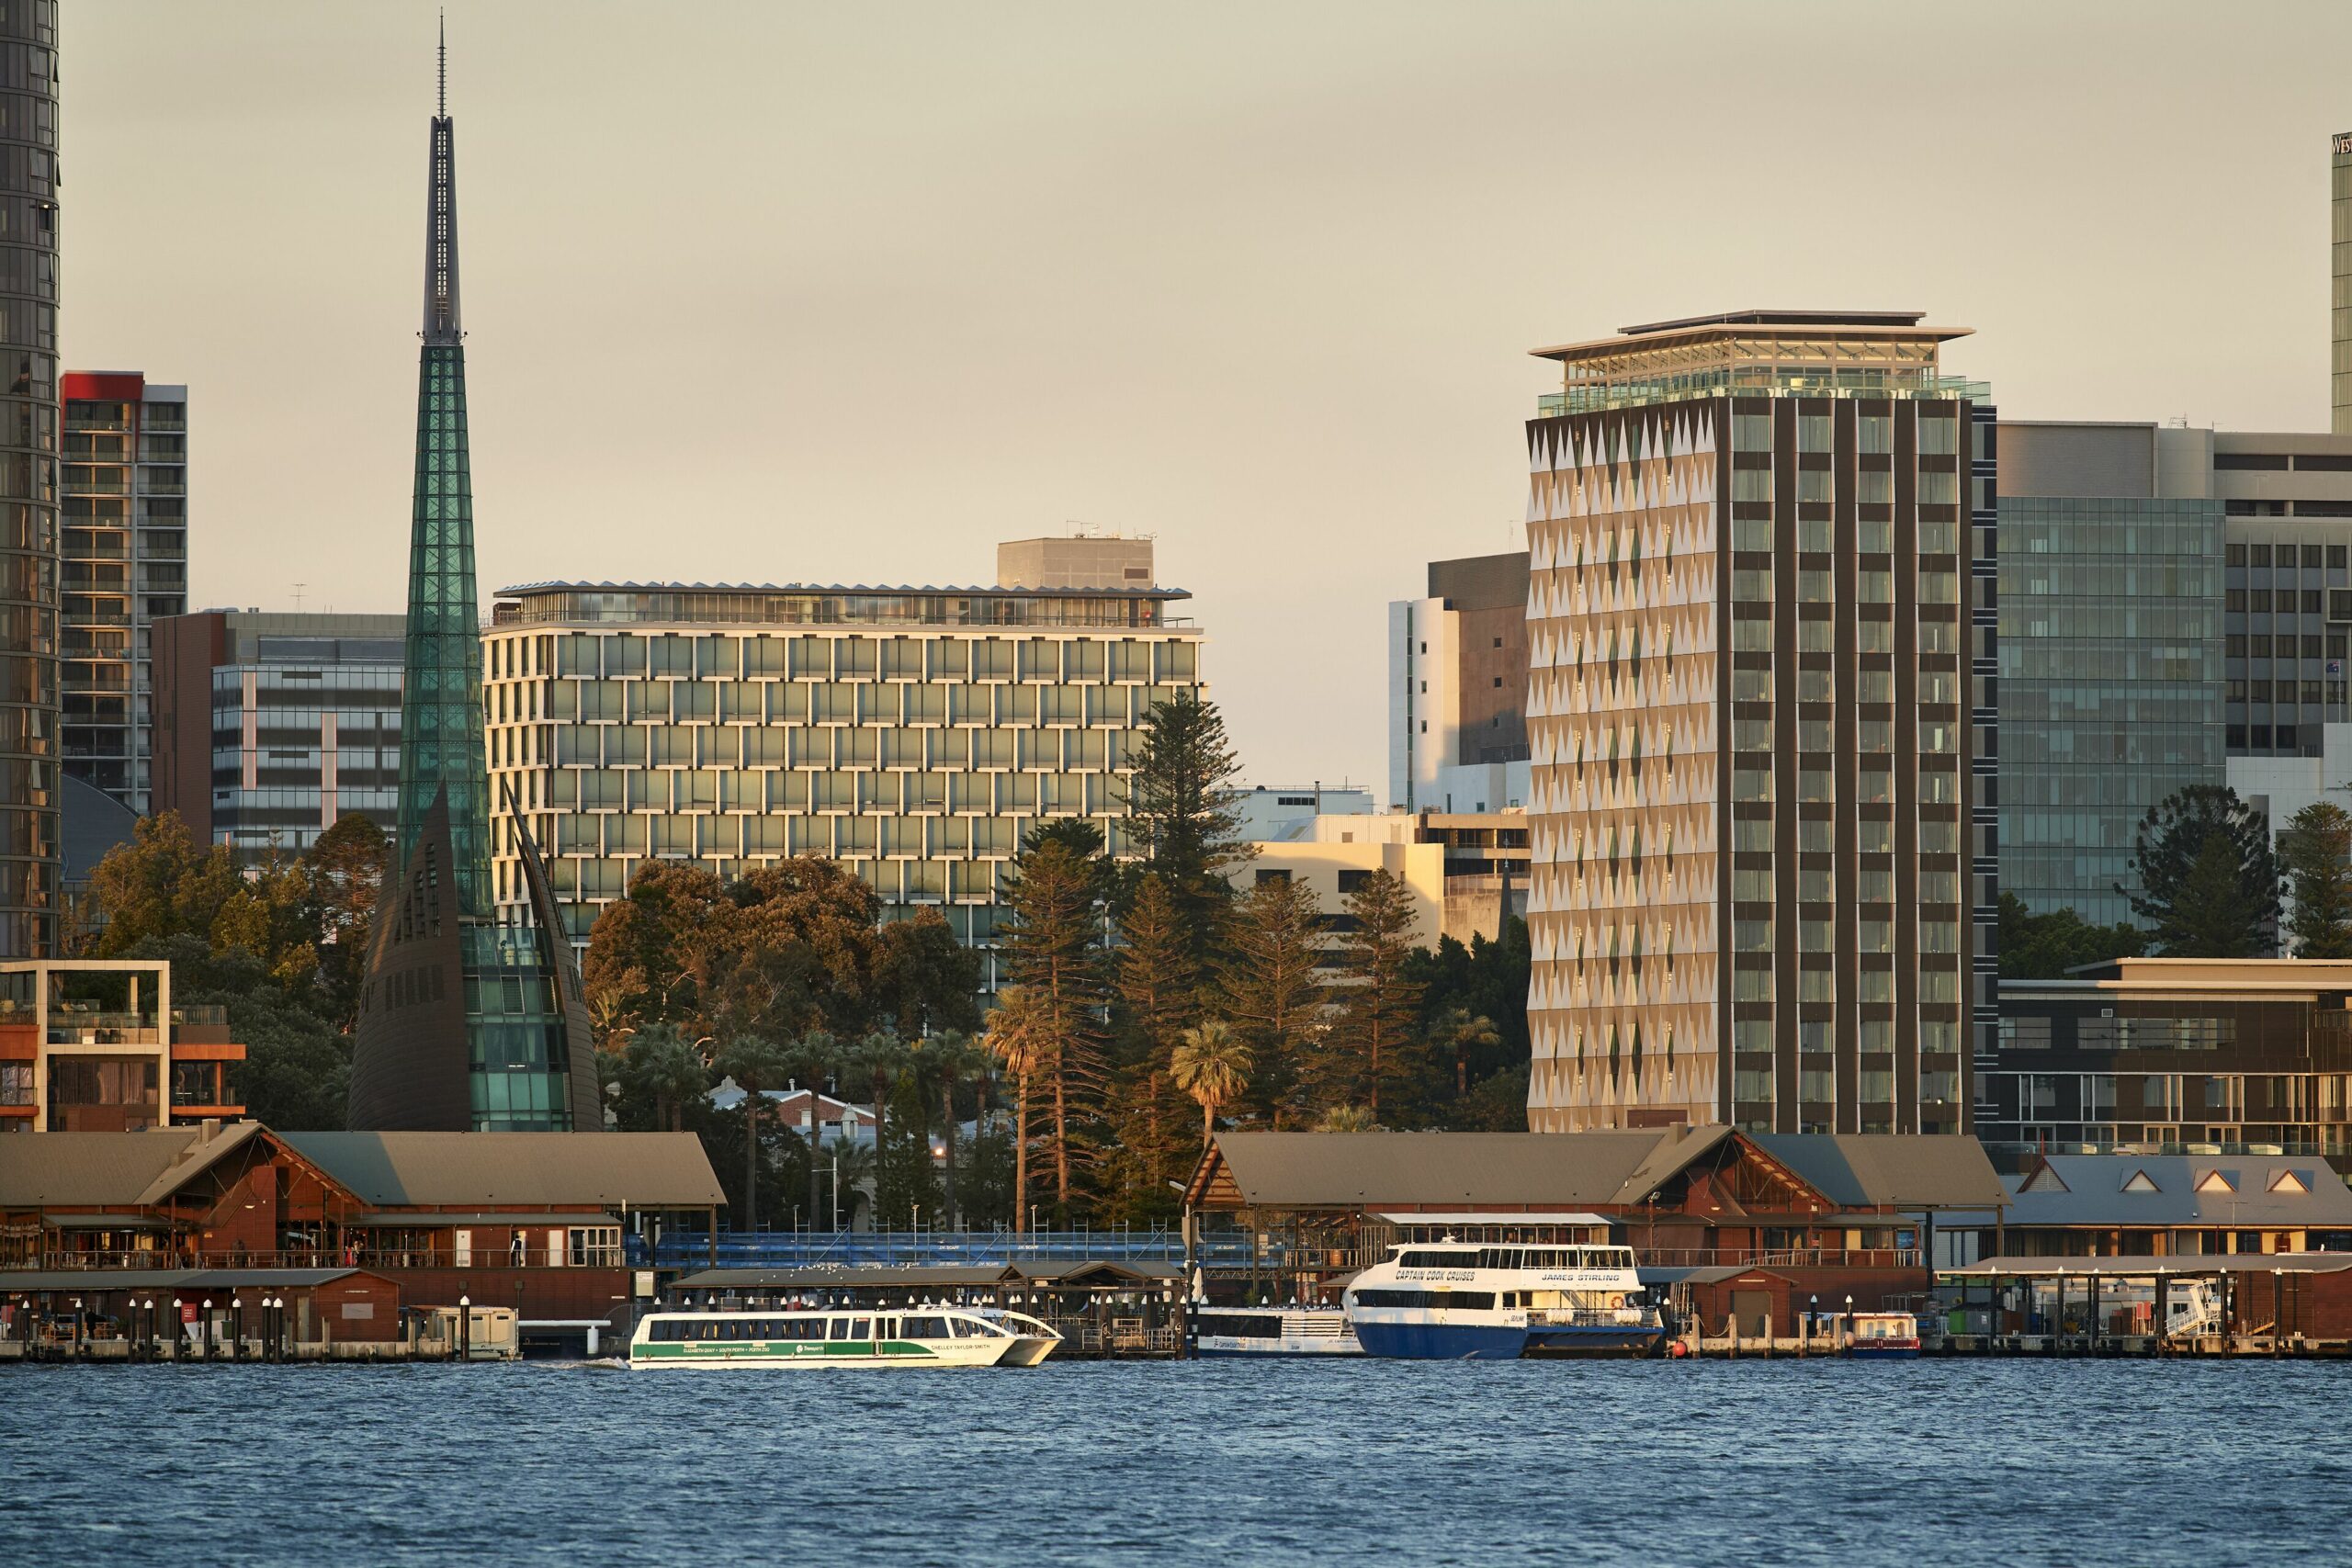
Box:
384 1266 628 1325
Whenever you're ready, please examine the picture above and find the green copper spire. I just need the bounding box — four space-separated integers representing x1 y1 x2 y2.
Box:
394 93 491 919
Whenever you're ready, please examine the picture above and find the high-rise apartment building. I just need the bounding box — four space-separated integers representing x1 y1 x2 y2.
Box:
0 0 58 961
2334 130 2352 436
1996 422 2225 924
1522 310 1995 1137
478 573 1203 956
346 51 598 1134
60 372 186 815
151 611 404 856
1390 551 1532 815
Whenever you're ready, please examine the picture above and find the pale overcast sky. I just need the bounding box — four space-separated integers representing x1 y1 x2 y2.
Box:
63 1 2352 795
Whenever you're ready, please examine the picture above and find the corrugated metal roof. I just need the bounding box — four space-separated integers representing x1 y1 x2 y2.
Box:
1197 1128 2002 1213
1974 1154 2352 1229
0 1267 371 1292
280 1132 725 1208
1749 1134 2011 1210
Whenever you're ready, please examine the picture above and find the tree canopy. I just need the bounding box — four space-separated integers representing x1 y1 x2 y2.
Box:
2122 785 2280 957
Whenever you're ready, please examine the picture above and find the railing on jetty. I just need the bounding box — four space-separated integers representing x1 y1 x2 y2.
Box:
630 1227 1222 1270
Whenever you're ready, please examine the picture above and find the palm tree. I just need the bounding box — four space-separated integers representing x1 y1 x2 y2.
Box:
715 1033 793 1230
1170 1019 1253 1148
907 1031 983 1229
619 1023 710 1132
1316 1103 1376 1133
985 987 1055 1234
781 1030 839 1230
847 1030 908 1168
1430 1010 1503 1101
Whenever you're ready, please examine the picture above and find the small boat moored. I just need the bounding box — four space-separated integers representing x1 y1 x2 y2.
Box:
1842 1311 1922 1359
1191 1304 1363 1357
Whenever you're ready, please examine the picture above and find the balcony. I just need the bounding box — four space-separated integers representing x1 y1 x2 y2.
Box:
46 1013 161 1045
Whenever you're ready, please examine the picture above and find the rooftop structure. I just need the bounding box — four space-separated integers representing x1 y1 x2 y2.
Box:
1531 310 1984 418
491 581 1185 629
995 534 1157 592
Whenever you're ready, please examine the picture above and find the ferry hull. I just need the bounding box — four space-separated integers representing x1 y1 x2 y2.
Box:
1352 1320 1530 1360
1523 1325 1668 1359
1843 1343 1921 1360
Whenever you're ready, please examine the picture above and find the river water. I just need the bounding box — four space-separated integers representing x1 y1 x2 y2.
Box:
0 1358 2339 1565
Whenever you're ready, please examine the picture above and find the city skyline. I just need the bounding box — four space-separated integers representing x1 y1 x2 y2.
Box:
62 1 2352 793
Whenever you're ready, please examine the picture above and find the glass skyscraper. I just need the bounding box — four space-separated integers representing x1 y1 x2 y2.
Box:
0 1 57 960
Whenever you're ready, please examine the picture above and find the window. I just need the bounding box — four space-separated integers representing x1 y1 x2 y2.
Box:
1798 469 1833 502
1733 468 1773 502
1917 415 1959 456
1734 413 1773 451
1856 469 1893 504
1859 415 1892 455
1336 869 1370 893
1798 414 1832 452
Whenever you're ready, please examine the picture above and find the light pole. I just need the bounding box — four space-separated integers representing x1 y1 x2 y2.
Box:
231 1296 244 1361
458 1294 471 1361
200 1299 214 1361
170 1298 183 1361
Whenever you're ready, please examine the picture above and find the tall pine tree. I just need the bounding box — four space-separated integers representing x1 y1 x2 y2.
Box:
1125 694 1251 942
998 834 1109 1222
2122 785 2280 957
2279 800 2352 958
1317 867 1426 1120
1216 873 1327 1126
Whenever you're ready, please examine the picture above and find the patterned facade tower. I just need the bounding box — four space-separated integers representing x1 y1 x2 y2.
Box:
348 41 599 1133
1522 312 1995 1138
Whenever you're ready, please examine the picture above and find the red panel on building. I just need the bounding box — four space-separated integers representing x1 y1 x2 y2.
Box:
62 370 145 403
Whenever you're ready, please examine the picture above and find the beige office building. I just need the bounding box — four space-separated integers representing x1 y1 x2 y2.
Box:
1523 311 1994 1137
478 559 1201 957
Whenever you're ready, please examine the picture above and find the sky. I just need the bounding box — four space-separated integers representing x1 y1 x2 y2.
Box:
62 0 2352 797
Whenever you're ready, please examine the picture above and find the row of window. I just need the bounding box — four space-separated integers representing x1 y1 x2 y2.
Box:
492 630 1200 684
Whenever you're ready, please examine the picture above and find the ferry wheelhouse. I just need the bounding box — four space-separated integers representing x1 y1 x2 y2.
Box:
1342 1213 1665 1359
628 1305 1059 1369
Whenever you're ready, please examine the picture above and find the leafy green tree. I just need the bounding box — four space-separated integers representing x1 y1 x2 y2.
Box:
1996 893 2148 979
1317 867 1426 1119
1216 874 1326 1124
1125 694 1251 940
2123 785 2280 956
873 1073 941 1229
2279 801 2352 958
1427 1009 1503 1108
304 813 388 1029
82 812 243 957
1170 1019 1252 1145
1316 1103 1376 1133
877 908 984 1037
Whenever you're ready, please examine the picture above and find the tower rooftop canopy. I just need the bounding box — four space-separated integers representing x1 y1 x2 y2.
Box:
1530 310 1979 416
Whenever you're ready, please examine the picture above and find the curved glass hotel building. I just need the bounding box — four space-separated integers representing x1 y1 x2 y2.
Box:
479 568 1202 964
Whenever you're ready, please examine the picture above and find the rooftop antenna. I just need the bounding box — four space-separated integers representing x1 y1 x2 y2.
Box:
437 10 447 117
293 581 308 612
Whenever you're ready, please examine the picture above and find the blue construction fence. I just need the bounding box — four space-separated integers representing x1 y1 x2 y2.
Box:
626 1229 1272 1270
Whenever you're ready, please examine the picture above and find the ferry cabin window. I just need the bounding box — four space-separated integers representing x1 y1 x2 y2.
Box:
851 1317 873 1340
828 1317 852 1341
902 1315 950 1339
1399 1249 1477 1269
1216 1315 1284 1339
1354 1290 1498 1311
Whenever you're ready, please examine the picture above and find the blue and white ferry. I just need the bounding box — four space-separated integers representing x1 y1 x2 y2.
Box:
1342 1213 1665 1360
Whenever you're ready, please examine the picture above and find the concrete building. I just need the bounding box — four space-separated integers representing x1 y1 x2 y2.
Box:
1390 551 1532 815
1227 783 1374 841
1242 808 1526 945
1229 837 1445 962
0 957 243 1133
1522 310 1995 1138
151 611 404 858
59 373 187 818
996 533 1156 592
1996 422 2226 924
479 571 1204 953
0 4 59 960
1987 958 2352 1173
2335 129 2352 435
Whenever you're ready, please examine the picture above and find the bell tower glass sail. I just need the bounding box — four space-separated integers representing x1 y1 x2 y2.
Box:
347 33 602 1133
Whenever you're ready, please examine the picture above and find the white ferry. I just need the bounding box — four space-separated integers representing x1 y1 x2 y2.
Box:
1342 1213 1665 1359
1192 1304 1363 1357
628 1305 1060 1369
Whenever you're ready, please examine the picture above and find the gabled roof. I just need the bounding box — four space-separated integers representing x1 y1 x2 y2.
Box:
0 1124 265 1209
1984 1155 2352 1228
280 1132 725 1209
1747 1134 2010 1211
1184 1129 2004 1213
0 1125 725 1213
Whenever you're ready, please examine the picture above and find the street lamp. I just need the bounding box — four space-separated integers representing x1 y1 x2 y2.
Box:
458 1294 471 1362
231 1297 244 1361
200 1300 214 1361
170 1298 183 1360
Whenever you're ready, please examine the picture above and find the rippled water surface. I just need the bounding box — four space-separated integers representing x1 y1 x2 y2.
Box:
1 1358 2343 1565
